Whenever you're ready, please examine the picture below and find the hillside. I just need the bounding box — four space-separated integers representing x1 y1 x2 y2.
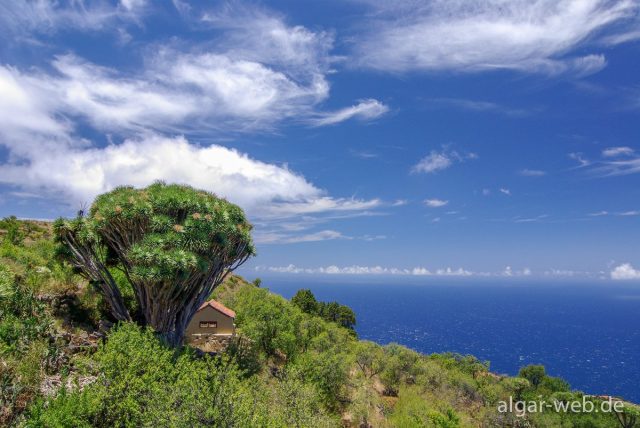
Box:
1 218 638 427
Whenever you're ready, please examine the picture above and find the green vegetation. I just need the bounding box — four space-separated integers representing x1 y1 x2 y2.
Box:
54 182 255 345
291 288 357 331
1 214 638 427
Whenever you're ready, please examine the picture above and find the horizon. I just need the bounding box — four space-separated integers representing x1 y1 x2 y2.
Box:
1 1 639 282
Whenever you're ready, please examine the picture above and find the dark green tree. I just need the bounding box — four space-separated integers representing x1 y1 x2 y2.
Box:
518 364 546 388
319 301 356 330
291 289 319 314
54 183 255 346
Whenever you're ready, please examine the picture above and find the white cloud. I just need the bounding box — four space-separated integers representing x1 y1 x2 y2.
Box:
254 230 347 244
424 199 448 208
413 151 452 174
602 146 635 157
611 263 640 280
500 188 512 196
519 169 546 176
588 210 609 217
426 97 529 117
0 6 389 246
0 0 145 36
435 267 473 276
569 152 591 167
514 214 548 223
392 199 408 207
617 210 640 216
412 149 476 174
502 266 532 277
258 264 474 276
353 0 637 75
0 134 380 224
309 99 389 126
0 7 386 137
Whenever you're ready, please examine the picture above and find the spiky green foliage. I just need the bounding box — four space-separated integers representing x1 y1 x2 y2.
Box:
54 183 255 345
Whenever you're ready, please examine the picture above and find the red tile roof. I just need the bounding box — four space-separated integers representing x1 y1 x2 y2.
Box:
198 299 236 318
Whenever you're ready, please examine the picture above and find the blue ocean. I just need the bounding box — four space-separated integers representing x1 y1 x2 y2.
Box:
263 277 640 402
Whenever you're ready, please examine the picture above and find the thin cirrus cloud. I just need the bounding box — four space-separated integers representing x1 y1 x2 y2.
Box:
0 0 147 37
425 97 530 117
308 99 389 126
412 149 477 174
424 199 448 208
571 146 640 176
352 0 638 75
519 169 547 176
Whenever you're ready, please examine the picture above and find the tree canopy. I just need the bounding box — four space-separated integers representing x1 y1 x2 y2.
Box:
54 182 255 345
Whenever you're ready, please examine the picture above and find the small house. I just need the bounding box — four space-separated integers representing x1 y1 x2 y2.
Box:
186 299 236 339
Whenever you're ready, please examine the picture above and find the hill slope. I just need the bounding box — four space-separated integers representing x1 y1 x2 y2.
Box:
1 219 637 427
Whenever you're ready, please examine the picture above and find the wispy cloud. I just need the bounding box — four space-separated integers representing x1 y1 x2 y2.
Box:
519 169 546 177
425 97 530 117
602 146 635 157
424 198 448 208
0 0 147 38
352 0 637 75
0 6 387 137
412 148 477 174
587 210 639 217
254 229 347 244
568 152 591 167
572 147 640 177
309 99 389 126
499 188 512 196
514 214 548 223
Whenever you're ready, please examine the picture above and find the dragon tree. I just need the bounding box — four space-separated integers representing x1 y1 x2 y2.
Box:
54 182 255 346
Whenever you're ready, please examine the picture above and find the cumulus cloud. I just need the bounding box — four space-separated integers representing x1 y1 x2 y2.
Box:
424 199 448 208
611 263 640 280
352 0 637 75
0 134 380 220
412 149 476 174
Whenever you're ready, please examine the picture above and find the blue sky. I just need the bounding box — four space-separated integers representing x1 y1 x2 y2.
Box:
0 0 639 280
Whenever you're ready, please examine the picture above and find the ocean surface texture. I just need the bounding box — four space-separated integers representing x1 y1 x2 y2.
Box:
264 278 640 402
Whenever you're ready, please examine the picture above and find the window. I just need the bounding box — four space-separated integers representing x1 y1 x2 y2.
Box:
199 321 217 328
